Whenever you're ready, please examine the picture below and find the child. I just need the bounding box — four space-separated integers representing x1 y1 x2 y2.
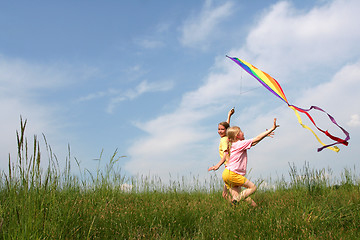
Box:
218 108 235 164
209 118 279 207
217 108 235 201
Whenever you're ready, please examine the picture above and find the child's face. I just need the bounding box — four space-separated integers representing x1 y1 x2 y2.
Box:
237 131 245 140
218 124 227 138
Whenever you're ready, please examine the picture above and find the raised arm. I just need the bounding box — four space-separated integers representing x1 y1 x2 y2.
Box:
252 118 279 146
226 108 235 124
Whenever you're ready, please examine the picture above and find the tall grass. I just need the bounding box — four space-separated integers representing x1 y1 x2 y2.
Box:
0 118 359 239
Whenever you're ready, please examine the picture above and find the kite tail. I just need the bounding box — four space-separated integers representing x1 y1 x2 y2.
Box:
226 55 350 152
288 104 350 152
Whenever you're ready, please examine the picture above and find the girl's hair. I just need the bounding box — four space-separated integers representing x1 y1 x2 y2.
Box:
218 121 230 129
226 126 241 143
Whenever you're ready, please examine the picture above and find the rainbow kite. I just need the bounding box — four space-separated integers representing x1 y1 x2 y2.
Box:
227 56 350 152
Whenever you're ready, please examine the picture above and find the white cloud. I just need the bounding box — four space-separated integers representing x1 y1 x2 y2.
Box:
179 0 234 49
0 56 70 96
77 90 113 102
107 80 175 113
134 22 171 50
77 79 174 113
348 114 360 127
125 107 215 178
135 38 164 49
125 0 360 182
243 0 360 77
0 56 88 169
133 80 174 97
156 23 171 33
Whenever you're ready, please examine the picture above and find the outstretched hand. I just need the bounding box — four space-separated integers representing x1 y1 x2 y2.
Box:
266 119 279 137
208 165 218 171
266 131 275 138
273 118 280 130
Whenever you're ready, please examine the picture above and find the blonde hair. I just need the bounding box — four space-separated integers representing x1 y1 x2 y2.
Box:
221 126 241 159
226 126 241 143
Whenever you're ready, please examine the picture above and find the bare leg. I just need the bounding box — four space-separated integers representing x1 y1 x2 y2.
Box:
222 185 232 202
228 186 241 201
244 197 257 207
232 180 257 207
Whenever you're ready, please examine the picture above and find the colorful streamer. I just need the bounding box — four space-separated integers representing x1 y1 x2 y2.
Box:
227 56 350 152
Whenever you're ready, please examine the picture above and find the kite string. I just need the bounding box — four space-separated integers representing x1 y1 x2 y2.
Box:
238 70 262 95
234 67 243 110
240 67 243 96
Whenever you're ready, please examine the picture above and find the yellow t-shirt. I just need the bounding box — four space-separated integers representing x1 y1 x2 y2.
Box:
219 136 229 165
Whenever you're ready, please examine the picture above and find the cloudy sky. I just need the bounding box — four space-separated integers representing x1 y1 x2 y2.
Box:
1 0 359 185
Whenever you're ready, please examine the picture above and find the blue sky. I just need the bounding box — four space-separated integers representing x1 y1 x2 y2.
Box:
1 0 359 185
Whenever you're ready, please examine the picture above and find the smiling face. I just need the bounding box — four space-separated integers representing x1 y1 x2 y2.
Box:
218 124 227 138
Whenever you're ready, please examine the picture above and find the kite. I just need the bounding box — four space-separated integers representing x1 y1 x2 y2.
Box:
226 56 350 152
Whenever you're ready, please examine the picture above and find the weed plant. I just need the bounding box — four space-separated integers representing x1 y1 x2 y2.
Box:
0 119 359 239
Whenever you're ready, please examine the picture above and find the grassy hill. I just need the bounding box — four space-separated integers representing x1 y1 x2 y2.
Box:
0 120 359 239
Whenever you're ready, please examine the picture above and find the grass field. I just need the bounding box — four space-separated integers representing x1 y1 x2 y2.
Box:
0 119 359 239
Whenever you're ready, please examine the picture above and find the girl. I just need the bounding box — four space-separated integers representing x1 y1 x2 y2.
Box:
209 118 279 206
217 108 234 201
